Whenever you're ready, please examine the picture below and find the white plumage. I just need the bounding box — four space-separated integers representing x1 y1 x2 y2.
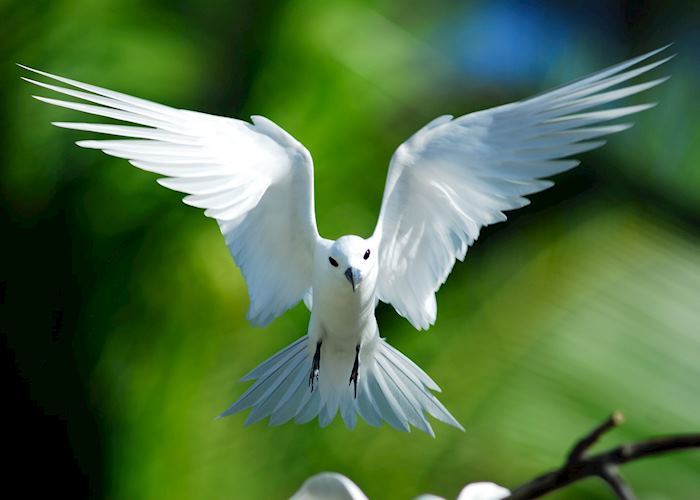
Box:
21 45 671 435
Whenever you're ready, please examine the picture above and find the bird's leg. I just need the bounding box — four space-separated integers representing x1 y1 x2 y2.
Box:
349 344 360 398
309 341 322 392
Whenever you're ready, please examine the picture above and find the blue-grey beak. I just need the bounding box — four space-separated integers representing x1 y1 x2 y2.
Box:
344 267 361 292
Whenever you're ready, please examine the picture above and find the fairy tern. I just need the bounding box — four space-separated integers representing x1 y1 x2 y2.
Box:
21 45 671 435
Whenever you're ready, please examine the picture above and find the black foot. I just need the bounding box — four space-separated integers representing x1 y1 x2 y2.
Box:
349 344 360 398
309 341 322 392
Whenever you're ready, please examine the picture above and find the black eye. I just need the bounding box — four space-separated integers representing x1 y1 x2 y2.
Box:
363 249 370 260
329 257 338 267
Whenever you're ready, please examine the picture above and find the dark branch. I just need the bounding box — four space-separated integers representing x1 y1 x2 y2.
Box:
595 434 700 465
566 411 624 466
507 412 700 499
599 465 634 500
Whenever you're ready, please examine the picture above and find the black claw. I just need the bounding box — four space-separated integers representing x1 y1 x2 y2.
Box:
349 344 360 399
309 341 322 392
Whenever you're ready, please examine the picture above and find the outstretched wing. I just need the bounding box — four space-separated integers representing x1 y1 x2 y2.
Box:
372 46 672 330
22 65 319 326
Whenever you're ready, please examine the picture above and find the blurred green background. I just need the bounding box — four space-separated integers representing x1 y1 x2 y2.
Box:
1 0 699 498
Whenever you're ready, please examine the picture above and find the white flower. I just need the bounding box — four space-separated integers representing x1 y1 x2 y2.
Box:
290 472 369 500
415 481 510 500
291 473 509 500
456 482 510 500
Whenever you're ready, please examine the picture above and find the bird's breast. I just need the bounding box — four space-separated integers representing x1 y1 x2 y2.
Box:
311 286 377 346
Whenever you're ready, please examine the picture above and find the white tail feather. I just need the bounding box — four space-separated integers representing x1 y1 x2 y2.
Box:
220 336 463 436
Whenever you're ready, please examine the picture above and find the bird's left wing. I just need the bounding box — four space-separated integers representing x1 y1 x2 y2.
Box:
372 46 672 330
22 65 319 326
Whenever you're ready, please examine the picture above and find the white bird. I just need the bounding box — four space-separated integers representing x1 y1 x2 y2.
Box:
21 45 671 436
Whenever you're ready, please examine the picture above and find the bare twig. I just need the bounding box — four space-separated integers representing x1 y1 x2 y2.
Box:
566 411 624 466
506 412 700 499
599 465 634 500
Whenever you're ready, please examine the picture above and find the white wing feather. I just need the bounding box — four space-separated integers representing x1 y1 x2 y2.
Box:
21 65 319 326
373 46 672 330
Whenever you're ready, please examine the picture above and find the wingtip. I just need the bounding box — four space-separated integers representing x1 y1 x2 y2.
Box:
645 43 674 59
17 63 47 78
31 94 57 105
75 140 101 149
31 94 48 104
614 123 635 134
660 53 677 65
631 44 675 69
649 75 672 90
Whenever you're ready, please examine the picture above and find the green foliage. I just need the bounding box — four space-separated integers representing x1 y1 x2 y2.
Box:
2 0 699 498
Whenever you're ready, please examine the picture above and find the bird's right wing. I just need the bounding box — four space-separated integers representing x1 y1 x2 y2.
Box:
22 66 319 326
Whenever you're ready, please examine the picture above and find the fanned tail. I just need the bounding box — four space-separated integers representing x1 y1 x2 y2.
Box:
219 336 463 436
219 336 318 426
354 337 464 436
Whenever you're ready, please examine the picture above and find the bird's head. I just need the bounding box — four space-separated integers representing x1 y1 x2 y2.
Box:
326 235 377 293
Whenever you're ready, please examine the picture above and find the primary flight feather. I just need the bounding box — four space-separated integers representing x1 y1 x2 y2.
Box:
21 45 671 436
